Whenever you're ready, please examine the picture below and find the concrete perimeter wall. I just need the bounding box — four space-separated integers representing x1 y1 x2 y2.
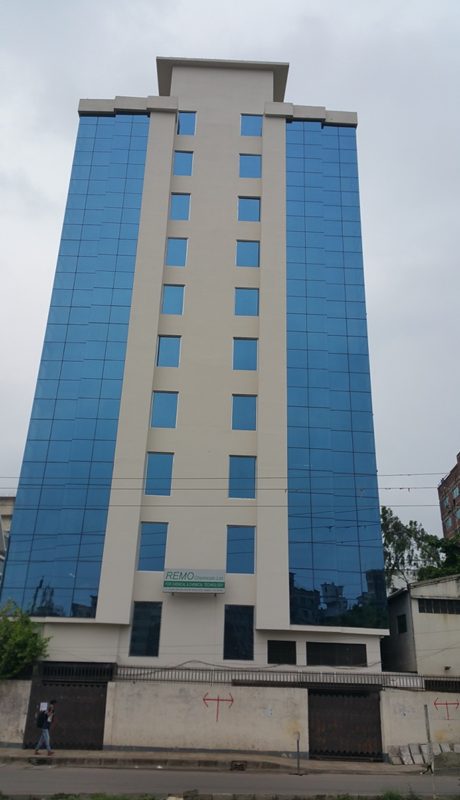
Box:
0 681 31 747
104 682 308 754
381 689 460 749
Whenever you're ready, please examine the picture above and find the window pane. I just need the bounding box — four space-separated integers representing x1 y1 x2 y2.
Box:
138 522 168 571
306 641 367 667
233 338 257 370
238 197 260 222
129 601 162 656
173 151 193 176
267 640 297 665
227 526 255 573
236 240 259 267
166 238 187 267
232 395 256 430
162 285 184 315
157 336 181 367
235 288 259 316
151 392 178 428
177 112 196 135
229 455 256 499
170 194 190 220
145 453 173 496
241 115 262 137
223 605 254 660
239 155 261 178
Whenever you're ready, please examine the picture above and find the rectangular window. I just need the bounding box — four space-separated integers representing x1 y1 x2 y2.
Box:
129 601 162 657
267 640 297 665
170 193 190 221
162 285 184 315
232 395 256 430
446 516 452 529
223 605 254 660
157 336 181 367
236 240 260 267
229 455 256 499
397 613 407 634
418 598 460 614
239 154 262 178
235 288 259 316
138 522 168 571
227 525 255 574
177 112 196 135
238 197 260 222
233 338 258 370
173 151 193 176
166 238 187 267
453 487 460 499
306 642 367 667
151 392 178 428
241 115 263 137
145 452 173 496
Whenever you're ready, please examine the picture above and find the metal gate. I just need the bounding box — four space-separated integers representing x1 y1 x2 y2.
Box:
308 689 383 760
23 680 108 750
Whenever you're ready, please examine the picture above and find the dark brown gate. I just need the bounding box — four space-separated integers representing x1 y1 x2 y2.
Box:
24 666 113 750
308 689 383 760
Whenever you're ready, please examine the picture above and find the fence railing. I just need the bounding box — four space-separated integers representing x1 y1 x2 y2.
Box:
114 665 428 690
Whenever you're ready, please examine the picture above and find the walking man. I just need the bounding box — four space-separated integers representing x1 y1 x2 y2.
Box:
35 699 57 756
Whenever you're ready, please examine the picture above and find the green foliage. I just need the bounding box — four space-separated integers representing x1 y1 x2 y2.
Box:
380 791 404 800
417 533 460 581
0 600 50 679
381 506 443 590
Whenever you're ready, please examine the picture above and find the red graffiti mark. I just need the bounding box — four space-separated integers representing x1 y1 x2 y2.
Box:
202 692 234 722
434 697 459 720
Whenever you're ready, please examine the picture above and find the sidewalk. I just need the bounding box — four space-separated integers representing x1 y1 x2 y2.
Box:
0 747 422 775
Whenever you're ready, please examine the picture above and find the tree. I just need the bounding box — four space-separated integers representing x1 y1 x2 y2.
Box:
417 533 460 582
381 506 442 591
0 601 50 679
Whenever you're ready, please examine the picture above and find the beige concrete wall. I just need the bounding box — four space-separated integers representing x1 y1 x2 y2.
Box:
0 680 31 746
104 681 307 753
381 689 460 749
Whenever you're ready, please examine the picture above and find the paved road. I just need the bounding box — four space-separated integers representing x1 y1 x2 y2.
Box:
0 764 458 797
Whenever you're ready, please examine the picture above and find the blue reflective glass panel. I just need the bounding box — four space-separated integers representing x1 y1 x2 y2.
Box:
162 285 184 315
129 601 162 657
177 112 196 135
235 288 259 316
138 522 168 571
229 456 256 499
173 152 193 176
233 339 257 371
227 526 255 574
151 392 178 428
240 115 262 137
166 238 187 267
239 155 261 178
145 453 173 496
236 240 259 267
232 395 256 430
157 336 181 367
170 194 190 221
238 197 260 222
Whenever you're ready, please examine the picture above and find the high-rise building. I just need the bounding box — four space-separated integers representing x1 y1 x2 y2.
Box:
438 452 460 539
0 58 387 669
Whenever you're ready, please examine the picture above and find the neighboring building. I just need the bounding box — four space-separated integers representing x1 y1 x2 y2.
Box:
0 496 15 584
0 57 387 670
383 574 460 674
438 452 460 539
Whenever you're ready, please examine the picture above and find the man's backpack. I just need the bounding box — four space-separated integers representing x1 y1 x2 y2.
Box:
36 709 47 728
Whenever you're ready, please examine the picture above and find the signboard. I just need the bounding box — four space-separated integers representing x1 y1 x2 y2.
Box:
163 569 225 593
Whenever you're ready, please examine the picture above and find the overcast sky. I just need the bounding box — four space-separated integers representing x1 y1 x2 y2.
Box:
1 0 459 536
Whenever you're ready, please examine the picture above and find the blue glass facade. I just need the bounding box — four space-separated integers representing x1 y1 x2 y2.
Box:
286 121 387 629
0 114 149 618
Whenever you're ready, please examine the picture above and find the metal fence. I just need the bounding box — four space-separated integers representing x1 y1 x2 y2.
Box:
114 665 427 690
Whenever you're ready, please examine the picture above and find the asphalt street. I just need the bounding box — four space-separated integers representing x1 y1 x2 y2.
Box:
0 765 458 797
